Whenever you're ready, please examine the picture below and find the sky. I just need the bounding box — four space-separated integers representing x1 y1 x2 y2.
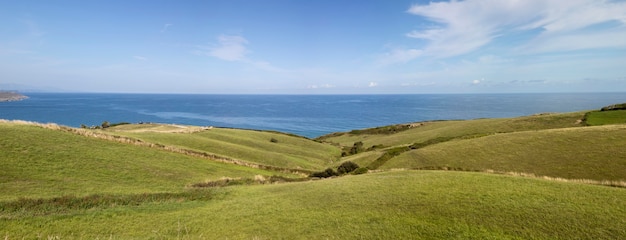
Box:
1 0 625 94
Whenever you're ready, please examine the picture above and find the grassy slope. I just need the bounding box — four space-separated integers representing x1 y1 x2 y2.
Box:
2 171 626 239
585 110 626 125
319 112 585 149
108 126 341 171
386 125 626 181
0 123 285 201
3 110 626 238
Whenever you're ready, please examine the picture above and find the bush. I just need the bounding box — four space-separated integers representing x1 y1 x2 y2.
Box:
337 161 359 174
352 167 368 175
270 138 278 143
310 168 338 178
348 141 364 155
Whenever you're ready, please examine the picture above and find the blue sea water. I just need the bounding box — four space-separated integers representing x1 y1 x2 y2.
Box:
1 93 624 138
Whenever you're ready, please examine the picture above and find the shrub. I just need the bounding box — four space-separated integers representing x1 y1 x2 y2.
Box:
352 167 368 175
270 138 279 143
337 161 359 174
310 168 338 178
349 141 364 155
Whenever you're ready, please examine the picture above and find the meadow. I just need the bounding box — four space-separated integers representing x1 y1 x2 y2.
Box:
1 104 626 238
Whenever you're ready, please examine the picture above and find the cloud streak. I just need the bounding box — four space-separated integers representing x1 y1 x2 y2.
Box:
206 35 249 61
391 0 626 62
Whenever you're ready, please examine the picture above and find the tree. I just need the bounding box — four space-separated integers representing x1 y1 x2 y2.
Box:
101 121 110 128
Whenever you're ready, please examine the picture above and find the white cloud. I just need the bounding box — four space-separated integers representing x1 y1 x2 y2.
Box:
379 48 422 65
307 84 335 89
368 82 378 87
402 0 626 59
195 34 288 73
207 35 249 61
133 55 147 61
472 79 481 85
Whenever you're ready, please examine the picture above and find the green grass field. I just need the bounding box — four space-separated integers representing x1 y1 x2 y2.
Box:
107 125 341 171
385 125 626 181
2 105 626 238
585 110 626 126
0 123 286 201
318 112 585 150
2 171 626 239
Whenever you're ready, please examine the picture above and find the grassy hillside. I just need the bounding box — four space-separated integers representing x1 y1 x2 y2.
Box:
2 171 625 239
0 122 286 201
3 107 626 239
318 112 585 150
386 125 626 181
106 125 341 171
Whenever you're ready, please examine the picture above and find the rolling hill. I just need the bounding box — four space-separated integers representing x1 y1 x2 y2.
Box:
1 105 626 238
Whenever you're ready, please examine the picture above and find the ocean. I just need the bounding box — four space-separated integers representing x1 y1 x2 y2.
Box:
1 92 624 138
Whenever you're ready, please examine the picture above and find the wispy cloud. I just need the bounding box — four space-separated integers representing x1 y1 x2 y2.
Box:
196 34 287 73
392 0 626 62
133 55 147 61
205 34 249 61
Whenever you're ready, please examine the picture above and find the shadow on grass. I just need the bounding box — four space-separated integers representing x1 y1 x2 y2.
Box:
0 190 216 219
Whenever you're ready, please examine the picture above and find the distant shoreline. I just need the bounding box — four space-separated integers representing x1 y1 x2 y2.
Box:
0 91 28 102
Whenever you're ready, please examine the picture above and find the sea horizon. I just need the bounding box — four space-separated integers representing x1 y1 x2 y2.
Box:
1 92 625 138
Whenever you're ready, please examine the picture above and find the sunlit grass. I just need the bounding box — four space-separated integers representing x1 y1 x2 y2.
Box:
109 126 341 170
0 123 286 201
2 171 625 239
319 112 585 149
387 125 626 181
585 110 626 126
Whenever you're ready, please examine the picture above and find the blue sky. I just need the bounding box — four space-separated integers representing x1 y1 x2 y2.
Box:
1 0 625 94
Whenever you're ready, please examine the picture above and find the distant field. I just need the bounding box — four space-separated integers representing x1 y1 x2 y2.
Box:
318 112 585 149
585 110 626 126
385 125 626 181
107 126 341 171
2 171 625 239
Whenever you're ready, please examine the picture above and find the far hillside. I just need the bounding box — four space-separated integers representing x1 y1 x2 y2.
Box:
385 125 626 181
318 111 585 152
584 103 626 126
105 124 342 171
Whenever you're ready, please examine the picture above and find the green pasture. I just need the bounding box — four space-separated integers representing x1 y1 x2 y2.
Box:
2 171 625 239
2 106 626 239
386 125 626 181
585 110 626 126
318 112 585 149
0 123 285 201
108 126 341 171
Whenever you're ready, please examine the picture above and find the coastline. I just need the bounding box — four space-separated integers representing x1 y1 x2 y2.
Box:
0 91 28 102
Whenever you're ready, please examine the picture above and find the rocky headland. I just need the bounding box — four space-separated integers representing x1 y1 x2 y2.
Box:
0 91 28 102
